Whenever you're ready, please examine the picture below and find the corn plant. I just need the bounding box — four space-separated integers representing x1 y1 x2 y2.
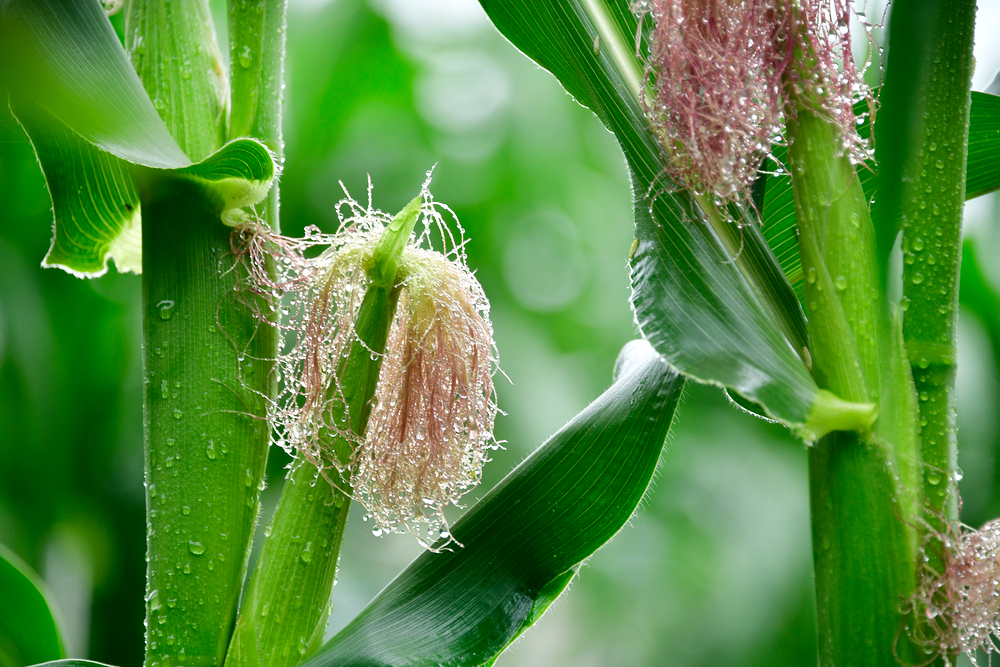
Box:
0 0 999 666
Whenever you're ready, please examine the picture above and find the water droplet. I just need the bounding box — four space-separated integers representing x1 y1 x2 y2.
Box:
834 276 848 291
244 469 253 487
157 615 167 625
300 543 313 564
849 213 861 229
161 379 169 399
166 598 177 609
913 237 925 251
188 540 206 555
206 441 216 460
928 471 942 485
157 300 175 320
152 97 166 112
182 506 191 515
912 273 925 284
148 589 161 611
173 409 183 420
239 45 252 69
805 267 817 284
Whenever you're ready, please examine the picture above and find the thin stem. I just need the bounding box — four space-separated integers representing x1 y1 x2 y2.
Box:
895 0 976 549
785 86 918 667
224 201 420 667
228 0 287 230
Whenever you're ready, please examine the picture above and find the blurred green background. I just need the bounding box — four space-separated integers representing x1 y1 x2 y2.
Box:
1 1 999 665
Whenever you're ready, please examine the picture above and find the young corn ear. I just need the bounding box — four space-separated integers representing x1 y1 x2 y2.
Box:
237 178 499 546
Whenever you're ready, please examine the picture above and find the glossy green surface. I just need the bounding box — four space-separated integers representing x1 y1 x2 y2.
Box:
304 339 682 666
480 0 819 430
0 545 65 667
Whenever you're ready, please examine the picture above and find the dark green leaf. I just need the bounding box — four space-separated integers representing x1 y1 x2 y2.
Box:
966 92 1000 199
0 544 66 667
301 340 683 667
479 0 824 431
31 661 116 667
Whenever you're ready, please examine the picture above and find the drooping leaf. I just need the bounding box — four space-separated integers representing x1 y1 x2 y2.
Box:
0 0 276 277
0 0 190 169
15 100 276 276
2 0 277 277
478 0 838 433
0 544 66 667
14 101 143 277
300 340 683 667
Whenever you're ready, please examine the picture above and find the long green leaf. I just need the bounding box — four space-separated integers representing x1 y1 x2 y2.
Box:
0 0 190 169
761 91 1000 296
300 339 683 667
30 662 114 667
966 91 1000 199
0 545 66 667
3 0 276 277
479 0 825 431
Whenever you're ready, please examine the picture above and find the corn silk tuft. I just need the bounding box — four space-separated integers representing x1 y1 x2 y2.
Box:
911 518 1000 660
232 176 500 547
635 0 874 207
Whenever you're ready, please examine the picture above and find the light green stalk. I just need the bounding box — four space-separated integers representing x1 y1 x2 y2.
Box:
127 3 275 665
785 93 918 667
228 0 287 229
224 198 421 667
896 0 976 554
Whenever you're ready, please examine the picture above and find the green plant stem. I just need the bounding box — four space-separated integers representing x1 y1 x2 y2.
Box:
127 4 276 665
228 0 287 229
125 0 227 162
786 103 917 665
895 0 976 546
140 175 274 667
224 198 421 667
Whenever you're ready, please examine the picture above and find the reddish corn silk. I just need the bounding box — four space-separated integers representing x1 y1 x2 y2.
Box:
235 178 499 546
638 0 872 205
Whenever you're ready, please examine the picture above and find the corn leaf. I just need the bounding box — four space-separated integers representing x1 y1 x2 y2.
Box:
478 0 825 431
0 545 66 667
300 339 683 667
1 0 276 277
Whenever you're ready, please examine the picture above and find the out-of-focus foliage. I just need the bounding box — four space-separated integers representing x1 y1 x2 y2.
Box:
1 1 998 666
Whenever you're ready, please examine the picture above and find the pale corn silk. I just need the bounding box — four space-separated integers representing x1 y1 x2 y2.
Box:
911 518 1000 660
635 0 873 207
233 173 499 548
